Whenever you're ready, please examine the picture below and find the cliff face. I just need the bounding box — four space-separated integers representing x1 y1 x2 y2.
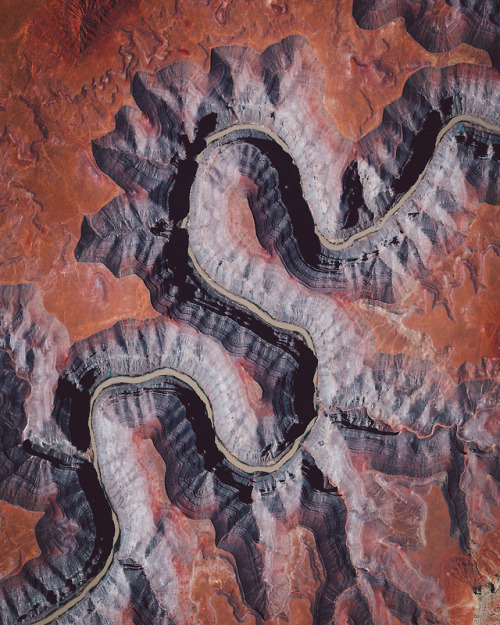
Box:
353 0 500 71
0 285 114 625
1 3 500 625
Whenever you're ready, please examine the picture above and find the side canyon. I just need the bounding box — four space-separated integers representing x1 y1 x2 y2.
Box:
0 2 499 624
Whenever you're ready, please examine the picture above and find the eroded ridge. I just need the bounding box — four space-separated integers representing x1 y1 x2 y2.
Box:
0 286 114 625
14 309 500 625
4 33 499 625
88 372 355 622
353 0 500 71
40 318 495 624
43 318 352 623
77 36 500 437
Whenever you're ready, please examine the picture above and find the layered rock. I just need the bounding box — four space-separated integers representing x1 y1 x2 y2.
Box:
69 35 500 625
54 371 356 623
352 0 500 71
78 36 500 438
0 285 113 625
2 30 499 625
56 316 315 468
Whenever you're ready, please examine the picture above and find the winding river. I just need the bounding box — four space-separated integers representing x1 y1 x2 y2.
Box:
31 111 500 624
